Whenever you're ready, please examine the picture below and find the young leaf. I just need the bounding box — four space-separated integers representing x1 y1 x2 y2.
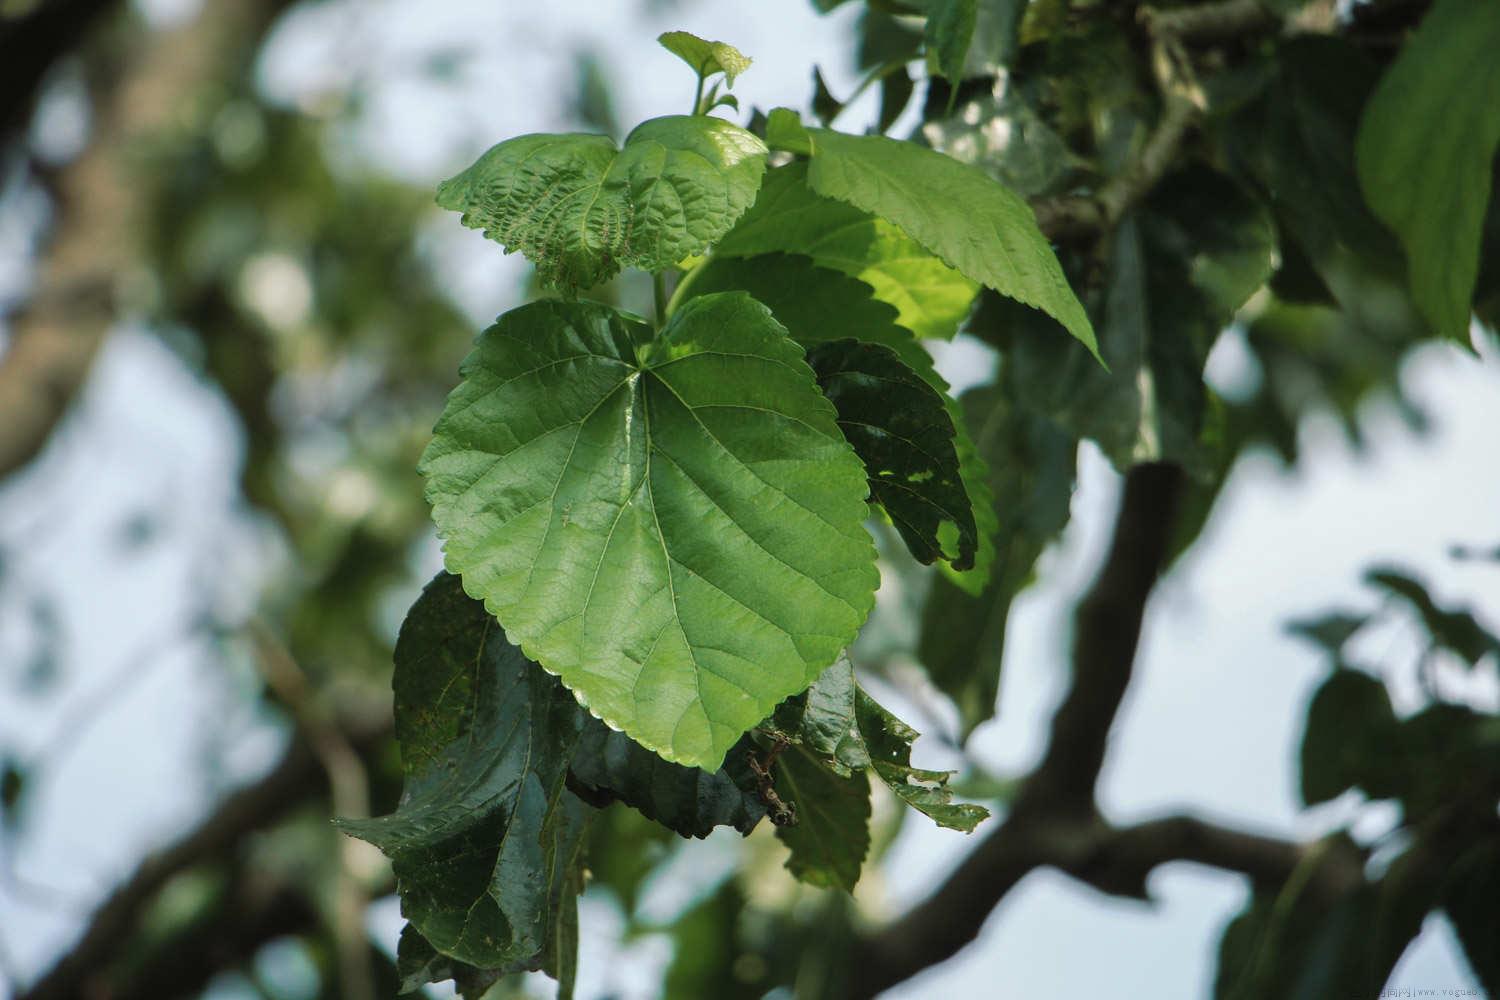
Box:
808 339 978 570
714 162 979 340
1355 0 1500 339
337 573 591 970
658 31 752 86
925 0 978 85
421 295 878 770
436 116 767 292
767 111 1098 358
568 728 767 838
773 743 871 891
856 689 988 831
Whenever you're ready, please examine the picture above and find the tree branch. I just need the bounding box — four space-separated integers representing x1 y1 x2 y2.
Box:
15 702 390 1000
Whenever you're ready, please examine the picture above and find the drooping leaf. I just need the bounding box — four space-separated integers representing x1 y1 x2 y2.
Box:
1355 0 1500 338
394 924 502 999
436 116 767 292
918 383 1077 735
338 574 591 970
714 162 979 340
856 689 988 831
657 31 752 86
770 654 871 776
773 743 871 891
421 295 878 769
811 66 844 126
766 111 1097 357
568 728 766 838
876 65 915 134
808 339 978 570
925 0 977 85
1299 668 1399 806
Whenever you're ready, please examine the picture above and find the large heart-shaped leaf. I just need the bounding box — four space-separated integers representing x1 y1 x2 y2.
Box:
437 116 768 292
421 294 878 769
337 573 591 970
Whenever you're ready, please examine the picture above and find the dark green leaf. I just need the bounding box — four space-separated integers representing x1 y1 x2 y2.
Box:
1299 669 1399 806
1355 0 1500 338
1365 567 1500 665
771 654 871 776
568 728 766 839
1284 613 1369 655
1445 840 1500 993
856 689 987 831
394 924 502 999
876 65 914 134
436 116 767 292
773 743 871 891
808 339 978 570
338 573 591 970
421 295 878 769
919 384 1076 735
925 0 977 85
811 67 843 126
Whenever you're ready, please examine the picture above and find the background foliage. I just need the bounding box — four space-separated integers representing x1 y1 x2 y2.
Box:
0 0 1497 998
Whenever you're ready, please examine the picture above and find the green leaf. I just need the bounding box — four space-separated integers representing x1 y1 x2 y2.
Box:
568 728 766 838
856 689 988 831
876 65 915 134
1299 669 1399 806
677 252 998 580
1445 840 1500 993
771 653 871 776
714 162 979 340
421 295 878 769
925 0 977 84
808 339 978 570
919 383 1077 735
436 116 767 292
394 924 502 999
1355 0 1500 338
773 743 871 891
1365 566 1500 665
771 113 1097 357
982 168 1274 470
811 66 843 126
1284 613 1369 655
338 573 591 970
657 31 752 86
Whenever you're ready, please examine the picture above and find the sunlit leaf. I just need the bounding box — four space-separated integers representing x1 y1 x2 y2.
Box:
658 31 752 85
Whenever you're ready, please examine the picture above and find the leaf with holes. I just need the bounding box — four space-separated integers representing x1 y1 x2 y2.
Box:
808 339 977 569
420 294 878 769
773 743 871 891
857 689 988 831
437 116 767 292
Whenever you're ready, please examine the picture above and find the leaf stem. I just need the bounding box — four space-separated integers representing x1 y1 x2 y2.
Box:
691 69 707 116
653 271 668 326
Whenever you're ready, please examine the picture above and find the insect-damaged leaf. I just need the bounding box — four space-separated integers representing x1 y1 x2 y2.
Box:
421 295 878 769
337 573 591 971
808 339 978 570
437 116 767 292
773 744 871 892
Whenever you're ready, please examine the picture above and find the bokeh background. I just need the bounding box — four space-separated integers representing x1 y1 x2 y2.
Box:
0 0 1497 998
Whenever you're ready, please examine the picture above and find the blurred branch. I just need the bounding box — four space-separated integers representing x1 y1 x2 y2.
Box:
0 0 289 483
15 699 390 1000
0 0 120 138
248 621 378 1000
